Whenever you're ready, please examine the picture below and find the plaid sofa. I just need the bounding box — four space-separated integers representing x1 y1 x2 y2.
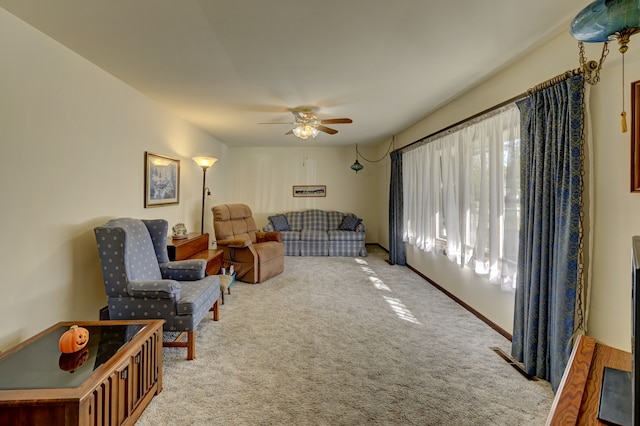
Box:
263 209 367 256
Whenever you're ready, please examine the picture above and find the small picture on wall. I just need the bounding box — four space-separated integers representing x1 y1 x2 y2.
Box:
145 152 180 207
293 185 326 197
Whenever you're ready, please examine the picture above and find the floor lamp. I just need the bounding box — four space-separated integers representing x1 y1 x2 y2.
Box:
192 156 218 234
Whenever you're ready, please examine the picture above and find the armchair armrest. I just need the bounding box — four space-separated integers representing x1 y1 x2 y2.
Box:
217 238 252 248
256 231 282 243
128 280 181 299
159 259 206 280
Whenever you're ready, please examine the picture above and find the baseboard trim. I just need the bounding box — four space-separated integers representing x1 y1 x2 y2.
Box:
490 347 537 380
366 242 388 252
405 264 512 342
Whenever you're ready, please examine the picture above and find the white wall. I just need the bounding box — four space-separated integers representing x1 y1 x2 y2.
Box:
0 8 228 351
222 146 381 243
380 30 640 349
589 49 640 350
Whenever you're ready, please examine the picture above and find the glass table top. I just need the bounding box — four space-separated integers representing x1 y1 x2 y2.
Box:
0 323 146 390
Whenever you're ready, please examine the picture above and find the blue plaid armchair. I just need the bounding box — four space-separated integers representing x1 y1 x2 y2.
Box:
94 218 221 360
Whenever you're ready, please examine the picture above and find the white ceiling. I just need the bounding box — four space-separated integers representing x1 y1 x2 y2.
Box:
1 0 587 147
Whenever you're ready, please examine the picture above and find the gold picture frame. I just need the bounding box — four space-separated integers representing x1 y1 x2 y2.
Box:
144 152 180 207
632 80 640 192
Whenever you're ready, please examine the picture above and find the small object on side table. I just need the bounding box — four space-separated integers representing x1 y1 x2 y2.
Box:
172 222 188 239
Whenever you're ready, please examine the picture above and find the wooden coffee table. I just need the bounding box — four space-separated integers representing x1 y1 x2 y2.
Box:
0 319 163 426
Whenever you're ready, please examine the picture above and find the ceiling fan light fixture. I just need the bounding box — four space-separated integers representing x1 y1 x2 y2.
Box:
293 124 319 139
260 108 351 139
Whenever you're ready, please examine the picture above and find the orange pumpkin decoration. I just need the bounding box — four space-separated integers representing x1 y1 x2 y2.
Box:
58 325 89 354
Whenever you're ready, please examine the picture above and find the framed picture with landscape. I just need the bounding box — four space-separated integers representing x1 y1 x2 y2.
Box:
144 152 180 207
292 185 326 197
632 80 640 192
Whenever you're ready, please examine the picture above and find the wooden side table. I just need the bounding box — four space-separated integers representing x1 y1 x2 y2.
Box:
189 248 223 276
167 233 223 275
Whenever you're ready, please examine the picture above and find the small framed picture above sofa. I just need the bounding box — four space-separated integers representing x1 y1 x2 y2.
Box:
293 185 326 197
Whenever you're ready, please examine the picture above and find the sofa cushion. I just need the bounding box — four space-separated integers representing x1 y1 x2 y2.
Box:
328 230 365 241
286 211 304 231
269 214 291 231
127 280 181 299
327 211 344 230
301 230 329 242
280 230 300 241
176 276 219 315
339 216 362 231
303 210 328 231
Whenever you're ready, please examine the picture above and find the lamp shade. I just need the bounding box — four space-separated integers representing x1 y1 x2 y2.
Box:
350 159 364 173
192 156 218 170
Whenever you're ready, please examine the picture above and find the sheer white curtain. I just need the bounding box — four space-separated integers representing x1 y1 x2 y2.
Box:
403 104 520 291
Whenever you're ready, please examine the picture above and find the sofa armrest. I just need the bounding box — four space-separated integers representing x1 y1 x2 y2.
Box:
159 259 206 280
217 238 252 248
356 223 366 232
256 231 282 243
128 280 181 299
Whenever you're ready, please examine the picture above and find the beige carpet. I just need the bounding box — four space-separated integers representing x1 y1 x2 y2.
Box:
135 246 554 425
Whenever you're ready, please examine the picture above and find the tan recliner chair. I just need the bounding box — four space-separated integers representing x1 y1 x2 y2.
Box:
212 204 285 283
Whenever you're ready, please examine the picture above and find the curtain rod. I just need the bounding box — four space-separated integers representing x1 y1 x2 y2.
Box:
396 65 589 154
526 66 584 95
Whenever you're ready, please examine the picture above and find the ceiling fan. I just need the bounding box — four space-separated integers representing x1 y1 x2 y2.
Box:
259 108 353 139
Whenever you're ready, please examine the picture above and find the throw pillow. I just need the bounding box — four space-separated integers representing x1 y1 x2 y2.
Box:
269 214 291 232
339 216 362 231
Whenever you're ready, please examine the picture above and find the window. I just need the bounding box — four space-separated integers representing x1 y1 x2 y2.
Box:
403 104 520 291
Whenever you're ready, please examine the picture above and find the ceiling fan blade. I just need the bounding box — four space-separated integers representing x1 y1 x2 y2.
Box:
317 125 338 135
320 118 352 124
285 129 293 135
258 122 294 124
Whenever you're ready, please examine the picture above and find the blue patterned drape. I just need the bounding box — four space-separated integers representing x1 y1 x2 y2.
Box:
389 150 406 265
511 74 584 392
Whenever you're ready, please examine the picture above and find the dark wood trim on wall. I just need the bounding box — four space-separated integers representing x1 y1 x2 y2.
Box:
405 265 513 341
